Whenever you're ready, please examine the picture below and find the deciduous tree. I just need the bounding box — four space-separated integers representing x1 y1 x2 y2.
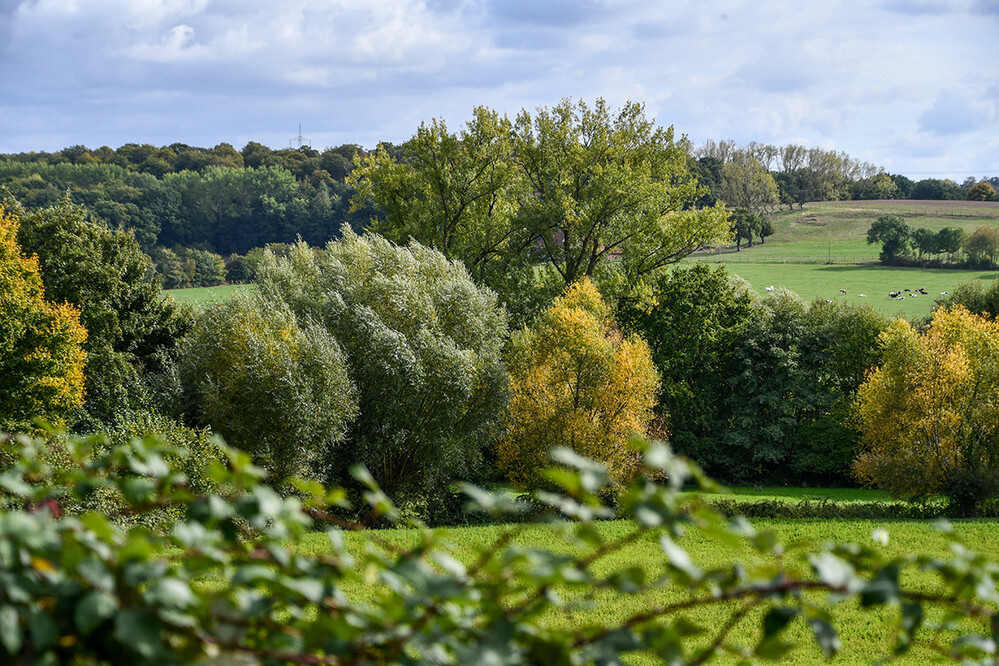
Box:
515 100 729 288
963 226 999 268
966 182 996 201
866 215 911 265
258 230 509 503
350 99 731 322
718 153 779 218
618 264 753 471
176 295 357 483
854 306 999 514
498 279 660 488
16 199 189 428
0 204 87 431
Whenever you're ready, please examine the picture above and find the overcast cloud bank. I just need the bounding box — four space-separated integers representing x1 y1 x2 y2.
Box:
0 0 996 180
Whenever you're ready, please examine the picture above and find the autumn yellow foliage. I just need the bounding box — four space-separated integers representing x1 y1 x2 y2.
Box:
497 279 660 488
0 205 87 430
853 306 999 508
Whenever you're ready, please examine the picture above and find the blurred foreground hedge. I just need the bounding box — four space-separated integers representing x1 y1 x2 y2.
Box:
1 430 998 664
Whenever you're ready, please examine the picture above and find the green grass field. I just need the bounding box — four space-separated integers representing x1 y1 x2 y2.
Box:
720 263 997 317
697 199 999 263
293 516 998 664
686 200 999 317
164 283 255 305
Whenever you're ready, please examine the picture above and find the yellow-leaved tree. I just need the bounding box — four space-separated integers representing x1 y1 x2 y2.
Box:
853 305 999 514
497 279 660 488
0 204 87 431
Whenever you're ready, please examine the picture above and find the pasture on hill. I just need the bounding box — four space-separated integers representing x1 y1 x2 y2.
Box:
722 263 997 317
698 199 999 263
689 200 999 316
165 283 255 305
290 517 999 665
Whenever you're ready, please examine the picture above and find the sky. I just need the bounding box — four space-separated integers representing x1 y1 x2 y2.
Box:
0 0 997 181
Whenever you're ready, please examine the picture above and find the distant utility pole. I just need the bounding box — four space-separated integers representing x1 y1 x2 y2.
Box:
290 124 311 149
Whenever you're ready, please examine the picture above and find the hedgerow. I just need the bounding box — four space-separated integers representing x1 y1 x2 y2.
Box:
1 431 999 664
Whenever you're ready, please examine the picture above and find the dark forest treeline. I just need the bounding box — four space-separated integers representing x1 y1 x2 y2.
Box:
0 142 384 258
3 141 997 262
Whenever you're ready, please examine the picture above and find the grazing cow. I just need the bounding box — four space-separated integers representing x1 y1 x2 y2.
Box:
765 285 775 292
896 296 905 301
941 291 948 296
840 289 847 294
909 293 918 298
825 299 833 303
858 294 866 297
889 292 897 298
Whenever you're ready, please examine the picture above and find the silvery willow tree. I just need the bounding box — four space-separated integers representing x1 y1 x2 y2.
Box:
257 229 509 505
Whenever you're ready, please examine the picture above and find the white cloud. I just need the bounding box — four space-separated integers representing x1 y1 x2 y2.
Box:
919 90 994 135
0 0 995 180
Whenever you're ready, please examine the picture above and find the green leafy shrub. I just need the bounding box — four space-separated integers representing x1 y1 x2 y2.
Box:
176 295 356 484
941 278 999 319
707 498 951 520
618 264 754 472
1 431 999 664
257 229 509 503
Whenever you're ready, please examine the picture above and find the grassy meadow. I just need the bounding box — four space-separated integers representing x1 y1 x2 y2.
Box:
689 200 999 317
292 516 999 664
165 283 255 305
719 263 997 317
700 199 999 262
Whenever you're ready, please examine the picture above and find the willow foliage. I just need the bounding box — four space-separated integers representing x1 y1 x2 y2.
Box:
177 295 356 483
257 229 509 502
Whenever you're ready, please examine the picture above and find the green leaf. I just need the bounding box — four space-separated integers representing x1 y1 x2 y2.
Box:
75 591 118 635
113 610 162 657
607 567 646 594
807 617 841 658
144 578 195 609
26 609 58 649
809 552 855 591
895 601 923 654
953 635 997 656
861 564 900 607
0 605 23 654
77 558 115 592
750 529 781 554
762 607 797 639
121 477 158 504
755 637 794 661
661 535 701 581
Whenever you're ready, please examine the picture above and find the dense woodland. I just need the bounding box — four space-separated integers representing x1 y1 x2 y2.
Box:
1 120 996 287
